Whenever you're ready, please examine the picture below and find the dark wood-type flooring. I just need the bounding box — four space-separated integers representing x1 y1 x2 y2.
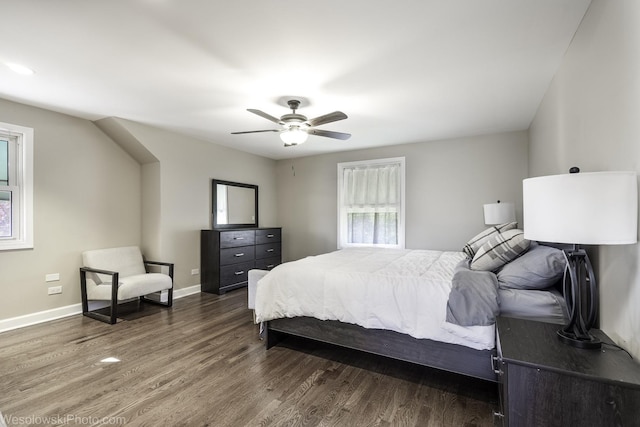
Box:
0 289 497 426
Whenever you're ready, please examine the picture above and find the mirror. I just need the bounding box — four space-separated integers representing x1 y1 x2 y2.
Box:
212 179 258 229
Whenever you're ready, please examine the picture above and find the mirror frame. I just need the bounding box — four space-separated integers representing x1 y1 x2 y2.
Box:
212 179 259 229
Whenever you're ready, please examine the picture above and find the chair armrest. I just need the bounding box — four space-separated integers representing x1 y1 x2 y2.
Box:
144 260 174 280
144 260 174 267
79 267 119 303
80 266 118 277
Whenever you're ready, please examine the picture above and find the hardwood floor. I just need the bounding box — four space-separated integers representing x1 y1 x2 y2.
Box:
0 289 497 426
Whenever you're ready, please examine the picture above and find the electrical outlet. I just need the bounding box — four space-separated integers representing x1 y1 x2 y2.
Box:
48 286 62 295
191 268 199 275
45 273 60 282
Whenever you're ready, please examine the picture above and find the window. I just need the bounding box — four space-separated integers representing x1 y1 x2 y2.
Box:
337 157 405 249
0 122 33 250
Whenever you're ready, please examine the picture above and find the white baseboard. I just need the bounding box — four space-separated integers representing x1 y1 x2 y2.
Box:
0 284 202 334
0 304 83 333
173 284 201 299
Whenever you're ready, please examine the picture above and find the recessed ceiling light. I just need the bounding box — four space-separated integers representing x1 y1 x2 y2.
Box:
100 357 121 363
5 62 35 75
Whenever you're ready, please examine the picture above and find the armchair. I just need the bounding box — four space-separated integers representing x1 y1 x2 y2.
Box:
79 246 174 324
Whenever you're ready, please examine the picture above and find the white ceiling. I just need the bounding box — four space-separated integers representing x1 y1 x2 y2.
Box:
0 1 591 160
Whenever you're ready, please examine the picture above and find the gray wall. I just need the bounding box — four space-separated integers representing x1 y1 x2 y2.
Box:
529 0 640 358
105 119 278 289
0 101 279 322
0 99 142 319
276 131 528 262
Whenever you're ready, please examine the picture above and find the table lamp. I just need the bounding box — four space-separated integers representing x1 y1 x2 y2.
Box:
483 201 516 225
523 169 637 349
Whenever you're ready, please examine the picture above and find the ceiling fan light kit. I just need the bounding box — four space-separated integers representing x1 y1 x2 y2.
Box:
232 99 351 147
280 126 308 146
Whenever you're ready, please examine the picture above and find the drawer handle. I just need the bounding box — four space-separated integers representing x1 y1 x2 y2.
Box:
234 253 245 257
266 264 275 269
233 236 245 240
234 271 244 276
266 248 275 252
267 234 274 238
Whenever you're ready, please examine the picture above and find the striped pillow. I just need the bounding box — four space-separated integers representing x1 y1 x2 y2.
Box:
462 222 517 258
470 229 531 271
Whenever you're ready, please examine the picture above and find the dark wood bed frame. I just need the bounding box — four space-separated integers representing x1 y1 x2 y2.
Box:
265 316 498 382
263 242 574 383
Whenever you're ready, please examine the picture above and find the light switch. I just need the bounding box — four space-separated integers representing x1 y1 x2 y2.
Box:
45 273 60 282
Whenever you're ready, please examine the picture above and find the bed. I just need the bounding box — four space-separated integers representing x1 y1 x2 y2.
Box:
250 225 568 383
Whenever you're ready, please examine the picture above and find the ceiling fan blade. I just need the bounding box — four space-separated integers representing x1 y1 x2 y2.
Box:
307 111 348 127
247 109 284 125
231 129 280 134
308 129 351 140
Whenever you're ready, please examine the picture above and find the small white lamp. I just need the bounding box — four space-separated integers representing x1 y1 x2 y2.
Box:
483 201 516 225
523 169 638 348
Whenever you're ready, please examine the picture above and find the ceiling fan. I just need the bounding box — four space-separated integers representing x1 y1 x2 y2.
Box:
231 99 351 147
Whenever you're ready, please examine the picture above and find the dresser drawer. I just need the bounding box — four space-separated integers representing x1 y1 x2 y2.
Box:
220 260 255 287
220 246 255 266
256 242 281 259
255 256 281 271
256 228 281 244
220 230 255 248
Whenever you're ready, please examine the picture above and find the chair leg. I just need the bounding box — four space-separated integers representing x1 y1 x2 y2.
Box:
109 273 119 324
80 268 119 324
109 300 117 324
140 287 173 307
140 262 174 308
79 268 89 315
79 273 119 325
83 310 118 324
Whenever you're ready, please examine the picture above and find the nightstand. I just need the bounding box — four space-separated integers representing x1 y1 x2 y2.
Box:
494 316 640 427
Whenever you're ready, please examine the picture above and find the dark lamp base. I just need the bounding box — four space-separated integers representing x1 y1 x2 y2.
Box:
557 329 602 349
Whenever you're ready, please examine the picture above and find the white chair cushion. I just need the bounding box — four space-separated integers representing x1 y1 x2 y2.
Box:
82 246 147 284
86 273 172 301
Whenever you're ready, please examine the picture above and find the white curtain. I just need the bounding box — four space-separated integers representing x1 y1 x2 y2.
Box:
342 163 399 245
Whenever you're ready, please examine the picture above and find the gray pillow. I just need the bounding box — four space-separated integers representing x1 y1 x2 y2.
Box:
497 244 567 290
470 229 530 271
462 222 517 258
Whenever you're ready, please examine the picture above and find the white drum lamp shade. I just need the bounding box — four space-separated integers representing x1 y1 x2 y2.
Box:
483 202 516 225
523 171 637 245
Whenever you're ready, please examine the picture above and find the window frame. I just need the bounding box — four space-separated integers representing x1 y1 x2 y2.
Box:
0 121 34 251
337 157 405 250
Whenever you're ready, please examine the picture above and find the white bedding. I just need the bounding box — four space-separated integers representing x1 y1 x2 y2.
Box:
254 247 496 350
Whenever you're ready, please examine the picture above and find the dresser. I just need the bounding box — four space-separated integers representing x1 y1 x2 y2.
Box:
200 228 282 294
494 316 640 426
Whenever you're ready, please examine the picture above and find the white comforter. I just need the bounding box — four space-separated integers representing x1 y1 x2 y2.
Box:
254 248 495 350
